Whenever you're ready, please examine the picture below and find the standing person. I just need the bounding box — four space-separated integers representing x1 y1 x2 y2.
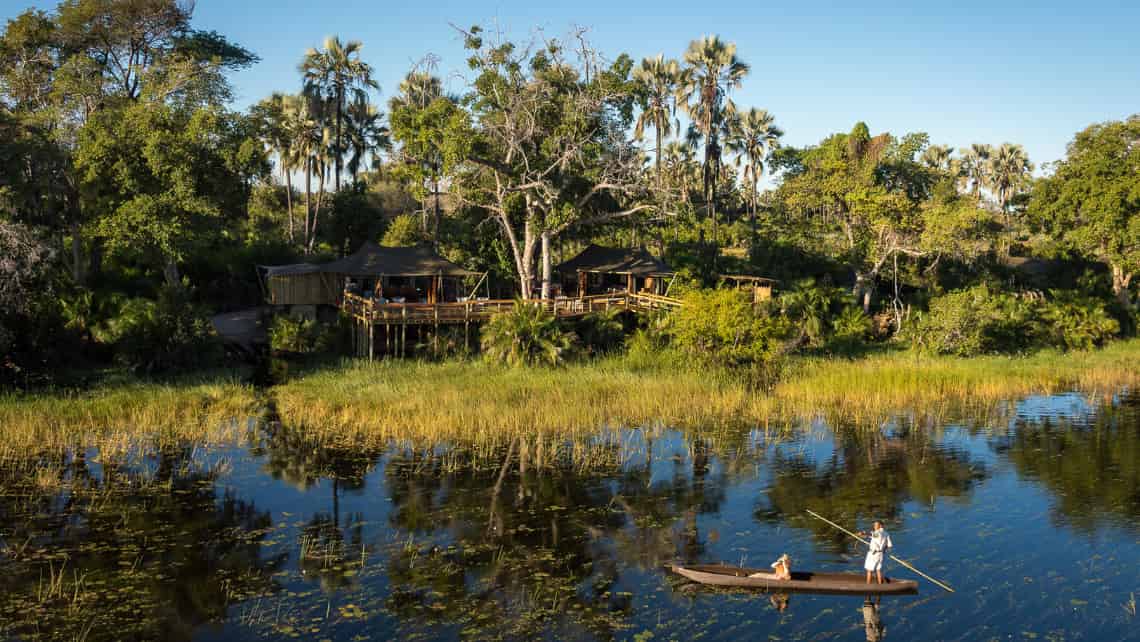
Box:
857 520 893 584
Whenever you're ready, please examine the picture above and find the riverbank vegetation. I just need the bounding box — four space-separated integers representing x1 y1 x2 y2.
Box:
2 1 1138 428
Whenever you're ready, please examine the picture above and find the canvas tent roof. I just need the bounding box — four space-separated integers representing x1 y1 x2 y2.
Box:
261 263 323 277
262 242 479 278
555 244 673 276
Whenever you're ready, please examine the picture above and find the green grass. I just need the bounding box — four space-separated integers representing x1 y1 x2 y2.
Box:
4 339 1139 458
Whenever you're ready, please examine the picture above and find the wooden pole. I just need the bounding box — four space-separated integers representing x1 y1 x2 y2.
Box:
805 510 955 593
368 323 374 361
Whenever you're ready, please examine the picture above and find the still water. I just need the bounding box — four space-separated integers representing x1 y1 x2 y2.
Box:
2 391 1138 640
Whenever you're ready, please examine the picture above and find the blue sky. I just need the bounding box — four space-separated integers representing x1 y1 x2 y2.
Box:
7 0 1139 169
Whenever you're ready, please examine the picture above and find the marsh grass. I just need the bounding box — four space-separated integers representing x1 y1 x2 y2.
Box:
272 356 764 453
769 339 1140 427
275 339 1140 447
0 374 255 459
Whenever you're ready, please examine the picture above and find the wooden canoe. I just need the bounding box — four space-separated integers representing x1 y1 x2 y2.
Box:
667 564 919 595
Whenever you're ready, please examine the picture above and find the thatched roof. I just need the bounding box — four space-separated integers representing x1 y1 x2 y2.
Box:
555 244 673 276
262 242 479 278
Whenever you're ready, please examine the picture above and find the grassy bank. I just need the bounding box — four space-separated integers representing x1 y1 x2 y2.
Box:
4 339 1138 456
275 339 1140 445
272 358 757 450
769 339 1140 426
0 374 256 457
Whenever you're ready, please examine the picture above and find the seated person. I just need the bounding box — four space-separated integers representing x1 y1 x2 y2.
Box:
748 553 792 580
771 553 792 580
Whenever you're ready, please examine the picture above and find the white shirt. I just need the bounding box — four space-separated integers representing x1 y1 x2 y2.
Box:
868 529 892 554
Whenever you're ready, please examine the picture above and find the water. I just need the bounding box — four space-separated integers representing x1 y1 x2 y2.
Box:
2 390 1138 641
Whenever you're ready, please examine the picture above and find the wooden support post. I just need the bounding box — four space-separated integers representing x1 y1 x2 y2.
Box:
401 322 407 358
368 323 374 361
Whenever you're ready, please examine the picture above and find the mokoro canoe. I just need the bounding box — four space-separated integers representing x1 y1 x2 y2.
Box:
667 564 919 595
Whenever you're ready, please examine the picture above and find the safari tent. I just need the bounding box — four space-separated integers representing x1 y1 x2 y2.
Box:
555 244 674 297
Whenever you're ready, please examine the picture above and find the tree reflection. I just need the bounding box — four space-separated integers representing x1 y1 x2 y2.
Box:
756 424 986 550
992 391 1140 532
379 433 744 639
0 442 285 641
250 421 384 592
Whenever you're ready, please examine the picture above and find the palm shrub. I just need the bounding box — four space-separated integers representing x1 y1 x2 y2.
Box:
779 278 854 348
106 285 221 373
481 301 577 367
573 309 626 356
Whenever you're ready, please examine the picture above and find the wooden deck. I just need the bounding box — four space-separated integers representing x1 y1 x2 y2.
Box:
341 292 682 326
342 291 682 359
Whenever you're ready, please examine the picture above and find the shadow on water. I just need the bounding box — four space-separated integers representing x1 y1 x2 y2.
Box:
1 389 1139 640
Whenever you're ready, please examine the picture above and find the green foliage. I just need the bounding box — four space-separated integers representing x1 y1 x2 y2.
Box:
381 214 426 247
417 326 474 362
104 285 222 373
905 285 1120 356
1030 115 1140 308
481 301 577 367
573 309 626 356
269 316 322 354
671 289 793 367
1038 292 1121 351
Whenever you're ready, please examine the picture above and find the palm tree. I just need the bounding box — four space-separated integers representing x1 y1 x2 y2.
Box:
988 143 1033 250
632 55 683 188
252 92 298 242
987 142 1033 212
345 94 390 182
727 107 782 248
299 36 378 193
959 143 992 199
920 144 954 172
284 93 331 253
679 36 750 258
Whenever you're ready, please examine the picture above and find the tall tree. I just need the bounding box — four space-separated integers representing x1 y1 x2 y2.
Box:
959 143 992 200
632 54 683 187
727 107 782 248
442 26 650 300
679 35 749 257
251 92 297 242
345 93 390 181
920 144 954 172
299 36 377 193
1031 116 1140 309
389 70 450 241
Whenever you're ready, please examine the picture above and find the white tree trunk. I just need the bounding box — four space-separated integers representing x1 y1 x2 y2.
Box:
1112 264 1134 309
540 231 553 300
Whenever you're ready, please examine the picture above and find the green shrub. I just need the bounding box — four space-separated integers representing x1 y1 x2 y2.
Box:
778 278 860 348
903 284 1036 356
105 285 222 373
1038 292 1120 351
481 301 577 367
828 305 873 353
573 309 626 356
671 289 793 367
269 316 323 354
905 285 1120 355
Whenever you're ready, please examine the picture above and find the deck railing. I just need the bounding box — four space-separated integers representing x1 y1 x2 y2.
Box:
342 291 681 325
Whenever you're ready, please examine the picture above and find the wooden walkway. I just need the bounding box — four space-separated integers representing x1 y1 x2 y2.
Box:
342 292 683 358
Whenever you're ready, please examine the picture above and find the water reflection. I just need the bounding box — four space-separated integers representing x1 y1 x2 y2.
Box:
0 443 284 641
757 423 987 550
992 390 1140 531
1 390 1138 640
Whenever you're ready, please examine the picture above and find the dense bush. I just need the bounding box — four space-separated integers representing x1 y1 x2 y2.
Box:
905 284 1120 355
381 214 426 247
671 289 793 367
269 314 346 355
481 301 577 367
573 309 626 356
105 285 222 373
779 278 869 351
